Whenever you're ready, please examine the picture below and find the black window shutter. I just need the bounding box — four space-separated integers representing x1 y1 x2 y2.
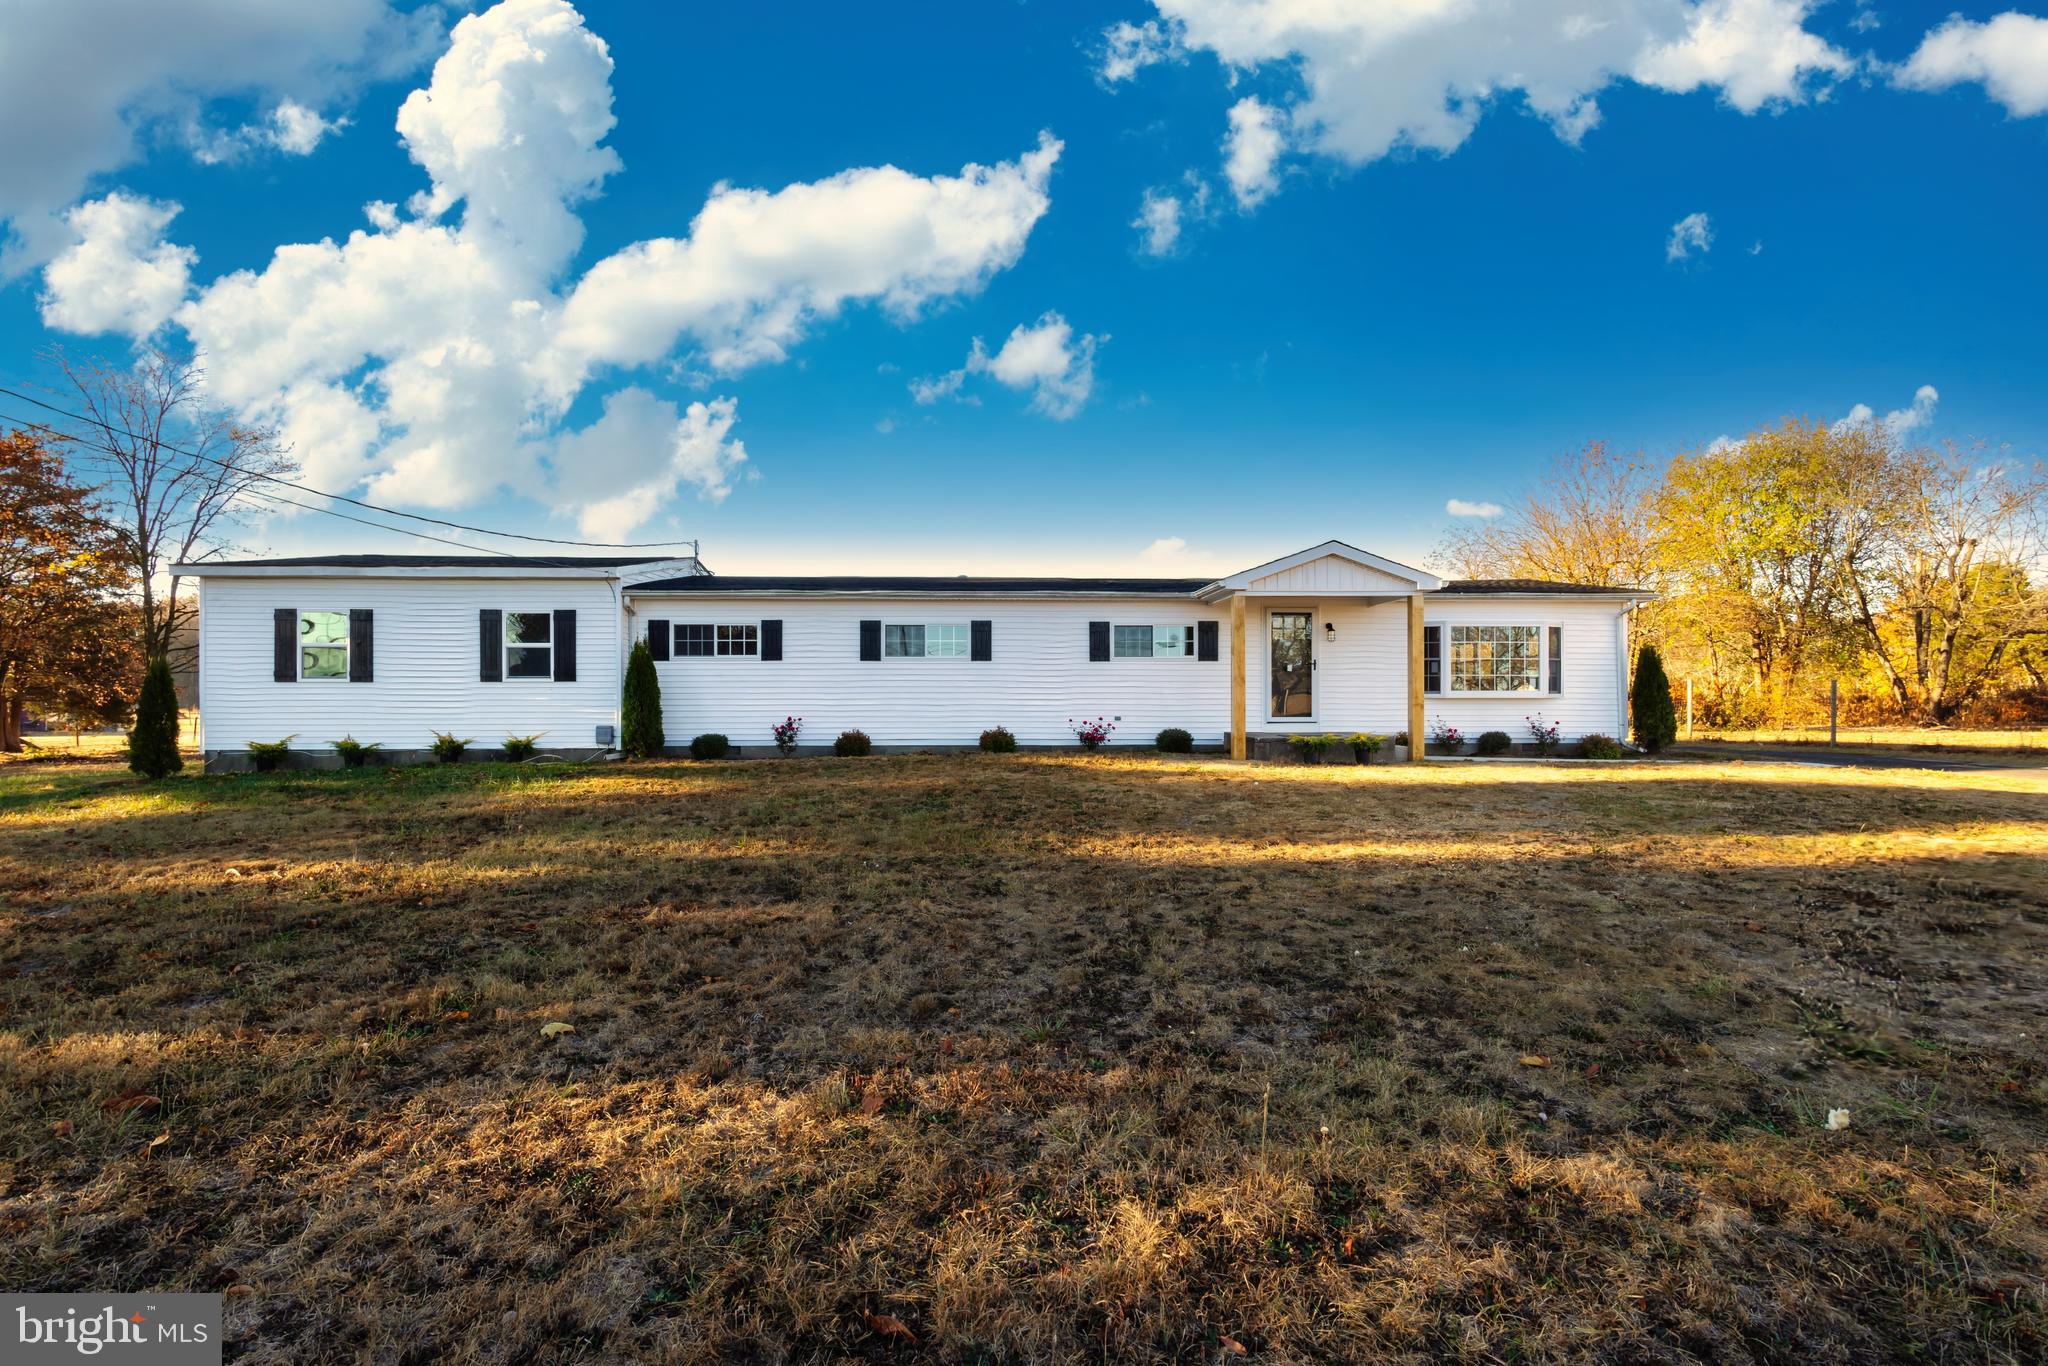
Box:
273 608 297 682
553 610 577 681
761 619 783 661
479 609 502 682
970 619 992 661
1196 620 1218 662
646 619 669 661
348 609 374 683
1548 625 1562 693
859 619 881 662
1422 624 1441 694
1088 620 1111 662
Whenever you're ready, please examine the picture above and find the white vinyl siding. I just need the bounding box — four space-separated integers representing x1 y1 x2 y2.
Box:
643 597 1227 748
1239 596 1629 739
194 575 621 753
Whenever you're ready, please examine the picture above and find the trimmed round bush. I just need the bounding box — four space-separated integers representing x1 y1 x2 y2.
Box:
834 729 873 757
1474 730 1513 756
689 732 730 760
1579 733 1625 760
1155 726 1193 753
979 726 1018 753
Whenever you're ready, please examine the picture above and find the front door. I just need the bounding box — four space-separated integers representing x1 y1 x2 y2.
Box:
1269 611 1314 719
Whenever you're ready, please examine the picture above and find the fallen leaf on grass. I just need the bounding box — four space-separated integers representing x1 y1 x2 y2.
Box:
51 1120 73 1138
864 1311 917 1343
444 1010 471 1022
142 1131 169 1155
1220 1332 1249 1355
1742 920 1766 933
540 1022 575 1039
859 1089 885 1117
1518 1055 1550 1068
1583 1062 1602 1078
100 1091 161 1114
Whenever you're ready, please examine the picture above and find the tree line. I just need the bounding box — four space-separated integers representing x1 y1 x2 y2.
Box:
1441 421 2048 728
0 349 290 758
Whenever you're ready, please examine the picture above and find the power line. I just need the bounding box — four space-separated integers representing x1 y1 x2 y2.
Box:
0 385 700 554
5 408 528 558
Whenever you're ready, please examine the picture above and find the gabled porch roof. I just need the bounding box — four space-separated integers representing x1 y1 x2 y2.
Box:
1195 540 1443 601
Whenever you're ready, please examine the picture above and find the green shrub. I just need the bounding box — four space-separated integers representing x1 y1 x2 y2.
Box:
689 732 730 760
1474 730 1513 756
834 729 873 757
502 732 545 763
1580 733 1625 759
621 640 664 758
429 731 471 764
126 654 183 779
1346 732 1384 762
1631 644 1678 753
246 736 297 772
979 726 1018 753
331 736 380 769
1287 733 1339 763
1155 726 1193 753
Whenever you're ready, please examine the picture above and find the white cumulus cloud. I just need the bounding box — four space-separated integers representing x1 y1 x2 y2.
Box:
38 194 197 338
910 312 1103 420
1667 210 1714 261
1107 0 1852 212
1833 383 1939 438
1133 189 1185 255
1894 12 2048 118
1100 18 1183 82
552 389 748 539
1445 498 1505 518
1140 536 1190 561
1223 97 1286 208
0 0 441 274
42 0 1061 537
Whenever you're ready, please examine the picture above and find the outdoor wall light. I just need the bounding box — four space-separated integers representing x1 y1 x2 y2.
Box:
1324 622 1337 642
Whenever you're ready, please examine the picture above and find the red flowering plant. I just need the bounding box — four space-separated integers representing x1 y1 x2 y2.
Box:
1524 712 1561 756
1068 716 1116 750
1427 716 1464 753
771 715 803 757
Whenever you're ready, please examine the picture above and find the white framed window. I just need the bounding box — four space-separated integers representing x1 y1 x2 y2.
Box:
504 611 553 679
1112 624 1194 659
716 624 758 657
299 610 348 680
675 623 715 657
885 623 966 658
1447 624 1541 693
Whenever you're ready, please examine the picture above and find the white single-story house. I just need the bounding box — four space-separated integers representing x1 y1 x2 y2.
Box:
174 541 1650 768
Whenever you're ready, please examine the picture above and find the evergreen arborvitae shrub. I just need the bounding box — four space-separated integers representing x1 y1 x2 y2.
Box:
1155 727 1193 753
620 640 664 758
127 654 182 779
1632 644 1678 753
1474 730 1513 756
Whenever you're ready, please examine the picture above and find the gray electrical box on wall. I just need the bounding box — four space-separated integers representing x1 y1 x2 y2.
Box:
595 724 615 745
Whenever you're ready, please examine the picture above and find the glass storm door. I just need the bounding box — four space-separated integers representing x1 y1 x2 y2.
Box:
1269 611 1314 719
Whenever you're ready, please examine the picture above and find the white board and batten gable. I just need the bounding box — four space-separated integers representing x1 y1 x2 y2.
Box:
1196 541 1444 600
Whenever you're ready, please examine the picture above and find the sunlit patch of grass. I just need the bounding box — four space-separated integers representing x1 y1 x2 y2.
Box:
0 754 2043 1359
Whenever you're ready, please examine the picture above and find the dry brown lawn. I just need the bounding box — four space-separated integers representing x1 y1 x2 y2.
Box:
1 753 2044 1363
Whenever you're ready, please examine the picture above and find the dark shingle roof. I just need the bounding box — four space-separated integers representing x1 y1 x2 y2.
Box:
189 554 682 569
630 574 1210 595
1437 578 1647 595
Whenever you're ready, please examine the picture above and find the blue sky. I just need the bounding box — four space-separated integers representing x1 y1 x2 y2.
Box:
2 0 2043 575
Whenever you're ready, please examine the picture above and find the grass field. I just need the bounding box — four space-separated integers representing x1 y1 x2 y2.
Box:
2 754 2044 1361
1690 726 2048 753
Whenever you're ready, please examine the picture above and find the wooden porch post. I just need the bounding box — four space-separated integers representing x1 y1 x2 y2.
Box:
1230 595 1247 759
1407 592 1426 763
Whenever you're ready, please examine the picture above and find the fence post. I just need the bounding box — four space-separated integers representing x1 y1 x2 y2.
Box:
1829 678 1838 747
